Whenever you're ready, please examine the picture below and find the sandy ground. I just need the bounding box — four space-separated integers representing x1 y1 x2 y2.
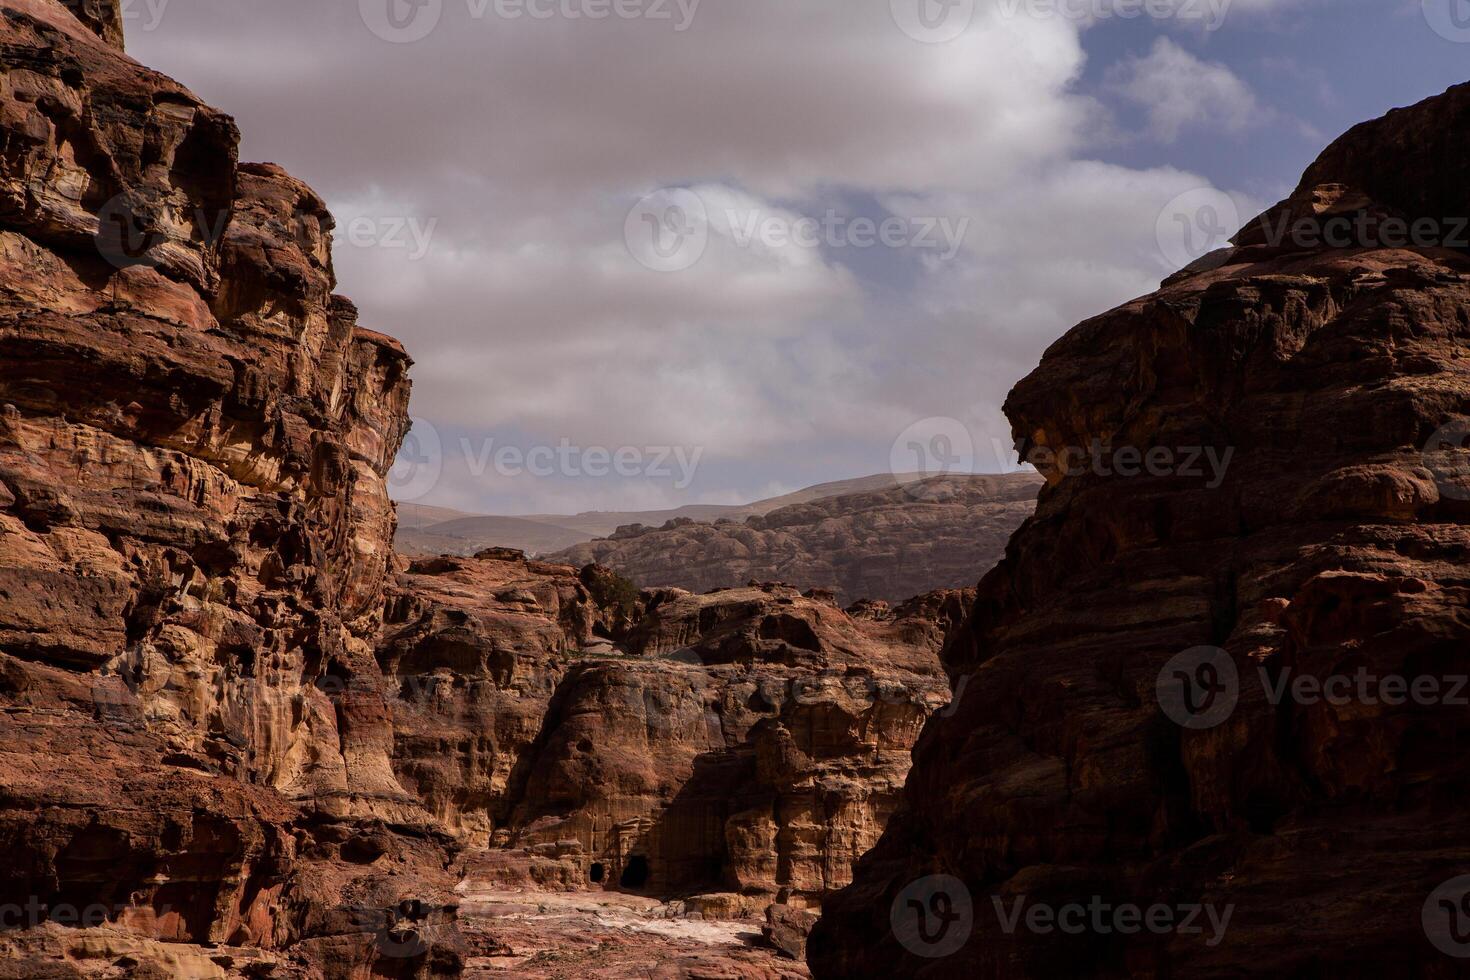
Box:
457 887 809 979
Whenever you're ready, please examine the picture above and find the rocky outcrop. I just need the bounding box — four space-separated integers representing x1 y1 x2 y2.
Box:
0 2 459 975
550 473 1041 604
376 549 969 913
809 83 1470 977
377 553 615 842
501 582 961 908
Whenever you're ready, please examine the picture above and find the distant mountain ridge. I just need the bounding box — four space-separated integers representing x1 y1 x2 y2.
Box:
394 471 986 558
547 472 1043 603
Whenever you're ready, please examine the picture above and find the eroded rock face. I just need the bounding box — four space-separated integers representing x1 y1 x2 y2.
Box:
551 474 1041 604
0 3 459 975
809 83 1470 978
377 550 969 913
500 582 962 908
377 553 613 841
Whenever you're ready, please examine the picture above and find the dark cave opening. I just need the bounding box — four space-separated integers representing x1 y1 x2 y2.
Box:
619 855 649 889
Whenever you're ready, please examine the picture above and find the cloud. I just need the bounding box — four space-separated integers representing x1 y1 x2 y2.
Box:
127 2 1259 514
1106 36 1265 142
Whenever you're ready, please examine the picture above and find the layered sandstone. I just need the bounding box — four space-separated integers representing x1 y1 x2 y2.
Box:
550 473 1041 604
0 2 459 974
810 82 1470 977
377 550 967 913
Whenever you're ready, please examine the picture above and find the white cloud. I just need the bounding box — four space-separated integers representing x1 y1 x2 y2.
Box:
1106 36 1264 142
127 2 1264 514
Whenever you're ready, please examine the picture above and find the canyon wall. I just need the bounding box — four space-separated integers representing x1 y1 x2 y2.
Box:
380 551 968 913
809 82 1470 978
0 3 462 975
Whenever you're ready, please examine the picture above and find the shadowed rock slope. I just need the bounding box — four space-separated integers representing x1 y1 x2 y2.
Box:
550 473 1042 604
809 82 1470 978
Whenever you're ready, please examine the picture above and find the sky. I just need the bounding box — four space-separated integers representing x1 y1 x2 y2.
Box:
126 0 1469 517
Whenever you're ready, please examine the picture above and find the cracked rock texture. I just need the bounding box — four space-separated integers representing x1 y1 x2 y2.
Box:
809 82 1470 979
0 2 460 975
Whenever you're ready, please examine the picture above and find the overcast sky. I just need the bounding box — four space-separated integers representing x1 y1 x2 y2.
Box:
128 0 1468 516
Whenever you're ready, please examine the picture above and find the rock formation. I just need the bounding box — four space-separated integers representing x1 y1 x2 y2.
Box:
0 2 459 974
0 4 994 975
550 473 1041 604
379 550 968 911
809 82 1470 978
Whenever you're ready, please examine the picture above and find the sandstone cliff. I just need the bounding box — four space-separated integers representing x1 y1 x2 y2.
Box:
378 551 968 912
0 5 992 975
0 3 459 975
810 82 1470 978
550 473 1041 604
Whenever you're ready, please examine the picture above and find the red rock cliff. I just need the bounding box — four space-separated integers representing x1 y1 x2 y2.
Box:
0 2 461 975
810 82 1470 978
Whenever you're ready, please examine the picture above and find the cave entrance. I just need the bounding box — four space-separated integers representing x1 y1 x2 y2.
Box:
589 862 605 884
619 855 650 890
